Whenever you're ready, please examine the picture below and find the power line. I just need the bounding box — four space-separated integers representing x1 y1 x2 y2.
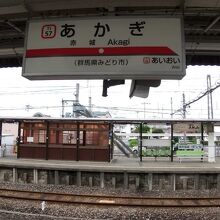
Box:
172 79 220 117
1 103 220 112
1 103 220 119
0 104 170 115
0 85 103 96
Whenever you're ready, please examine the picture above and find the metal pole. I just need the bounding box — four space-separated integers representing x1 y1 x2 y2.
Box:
204 16 220 32
76 122 80 161
207 75 213 119
89 96 92 112
208 75 214 119
61 99 65 118
171 97 173 119
109 123 114 161
111 123 114 161
201 123 204 144
140 123 143 162
17 122 21 159
142 102 150 119
201 123 204 155
45 121 49 160
210 90 214 119
170 123 174 162
207 75 210 119
0 121 2 146
182 93 186 119
75 83 79 103
74 83 80 118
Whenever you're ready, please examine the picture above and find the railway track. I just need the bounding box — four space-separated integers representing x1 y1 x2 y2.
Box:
0 188 220 207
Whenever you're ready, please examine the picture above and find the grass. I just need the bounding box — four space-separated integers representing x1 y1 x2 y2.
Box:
176 149 205 157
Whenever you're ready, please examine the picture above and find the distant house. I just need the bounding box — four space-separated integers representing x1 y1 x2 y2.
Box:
33 112 51 117
92 111 111 118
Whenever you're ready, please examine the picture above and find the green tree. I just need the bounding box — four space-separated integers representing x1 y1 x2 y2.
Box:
152 128 164 133
129 139 138 147
133 125 150 133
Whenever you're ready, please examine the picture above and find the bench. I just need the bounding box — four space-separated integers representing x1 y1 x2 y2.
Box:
177 155 208 163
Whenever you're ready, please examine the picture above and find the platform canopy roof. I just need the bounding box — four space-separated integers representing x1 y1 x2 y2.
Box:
1 116 220 126
0 0 219 67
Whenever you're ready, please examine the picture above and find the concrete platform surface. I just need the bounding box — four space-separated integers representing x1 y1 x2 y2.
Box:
0 156 220 173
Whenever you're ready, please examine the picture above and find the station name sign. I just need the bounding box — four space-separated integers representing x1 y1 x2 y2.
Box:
22 17 185 80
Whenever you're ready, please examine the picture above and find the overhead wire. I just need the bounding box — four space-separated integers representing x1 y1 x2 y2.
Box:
172 79 220 116
0 103 220 118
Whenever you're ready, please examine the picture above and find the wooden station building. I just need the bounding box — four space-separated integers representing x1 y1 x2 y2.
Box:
17 119 112 162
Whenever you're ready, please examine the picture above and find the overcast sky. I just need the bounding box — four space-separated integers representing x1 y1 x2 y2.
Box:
0 66 220 119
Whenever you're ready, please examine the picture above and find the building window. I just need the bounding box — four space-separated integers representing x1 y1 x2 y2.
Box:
38 129 46 143
63 130 77 144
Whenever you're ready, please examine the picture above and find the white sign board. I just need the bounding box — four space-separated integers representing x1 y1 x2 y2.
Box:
143 139 171 147
27 137 34 143
23 17 185 80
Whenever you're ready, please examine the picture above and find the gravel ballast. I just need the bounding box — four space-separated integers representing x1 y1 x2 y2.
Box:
0 182 219 219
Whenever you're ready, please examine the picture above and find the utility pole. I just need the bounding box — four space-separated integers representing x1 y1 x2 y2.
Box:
207 74 213 119
75 83 79 103
61 84 92 118
61 99 65 118
73 83 80 118
142 102 149 119
172 77 220 118
62 83 80 118
88 96 92 112
182 93 187 143
182 93 186 119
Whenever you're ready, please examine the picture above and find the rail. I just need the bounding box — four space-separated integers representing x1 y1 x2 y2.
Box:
0 188 220 207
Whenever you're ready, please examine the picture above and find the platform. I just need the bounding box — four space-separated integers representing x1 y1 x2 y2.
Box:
0 155 220 173
0 156 220 191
